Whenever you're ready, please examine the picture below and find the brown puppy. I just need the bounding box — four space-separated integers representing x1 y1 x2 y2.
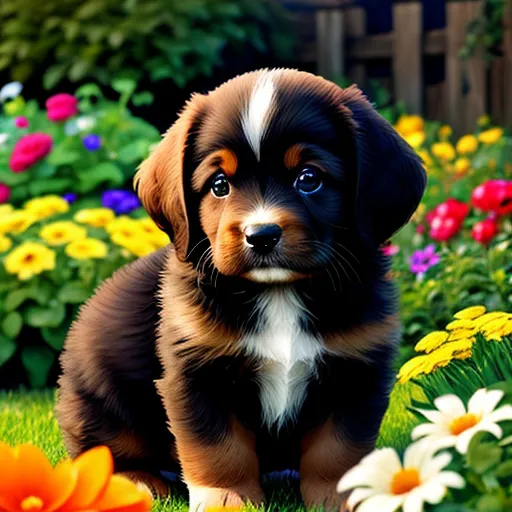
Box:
57 69 426 511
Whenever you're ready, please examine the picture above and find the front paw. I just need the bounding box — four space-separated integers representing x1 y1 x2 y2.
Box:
188 485 263 512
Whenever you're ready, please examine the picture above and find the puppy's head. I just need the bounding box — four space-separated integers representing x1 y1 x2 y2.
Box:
135 69 426 284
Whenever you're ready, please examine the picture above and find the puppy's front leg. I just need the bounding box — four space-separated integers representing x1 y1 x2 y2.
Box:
156 361 263 512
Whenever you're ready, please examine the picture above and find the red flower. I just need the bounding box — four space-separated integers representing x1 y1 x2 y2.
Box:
472 180 512 216
427 198 470 225
9 133 53 172
14 116 29 128
46 93 78 122
472 218 498 245
0 183 10 203
429 216 462 242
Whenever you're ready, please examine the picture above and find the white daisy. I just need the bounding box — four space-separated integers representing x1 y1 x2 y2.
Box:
412 388 512 454
76 115 96 132
0 133 9 146
337 440 464 512
0 81 23 102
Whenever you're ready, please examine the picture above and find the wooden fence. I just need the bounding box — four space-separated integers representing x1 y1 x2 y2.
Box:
280 0 512 133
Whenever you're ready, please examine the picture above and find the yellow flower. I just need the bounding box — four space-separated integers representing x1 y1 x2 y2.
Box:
446 319 476 331
478 127 503 145
438 125 453 140
4 96 25 116
473 311 509 329
4 242 56 280
0 235 12 253
0 210 36 235
404 131 426 149
454 305 486 320
395 115 424 136
137 218 170 248
24 196 69 221
417 149 433 168
397 355 430 383
106 217 144 238
454 157 471 175
456 134 478 155
40 221 87 246
410 203 426 223
65 238 108 260
415 331 449 353
431 142 456 161
478 114 491 127
111 232 155 258
447 329 477 342
74 208 115 228
0 204 14 217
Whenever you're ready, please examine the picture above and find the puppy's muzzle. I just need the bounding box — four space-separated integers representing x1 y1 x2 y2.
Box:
244 223 282 255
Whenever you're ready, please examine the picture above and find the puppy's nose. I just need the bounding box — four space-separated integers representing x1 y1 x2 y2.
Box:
244 224 282 255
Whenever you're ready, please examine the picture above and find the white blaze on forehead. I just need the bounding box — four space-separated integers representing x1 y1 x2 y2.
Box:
241 72 278 161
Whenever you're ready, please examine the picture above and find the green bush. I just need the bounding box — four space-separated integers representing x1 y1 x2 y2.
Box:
0 79 159 205
0 0 293 89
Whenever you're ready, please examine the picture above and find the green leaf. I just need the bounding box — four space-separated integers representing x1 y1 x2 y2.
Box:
24 302 66 328
57 281 90 304
467 437 503 474
0 170 30 186
117 140 151 163
28 178 73 197
21 346 54 389
43 64 67 90
77 162 124 193
4 287 36 312
495 460 512 478
0 334 16 367
476 495 503 512
33 161 58 178
1 311 23 339
131 91 154 107
41 318 72 351
75 83 103 100
111 78 136 95
47 146 81 166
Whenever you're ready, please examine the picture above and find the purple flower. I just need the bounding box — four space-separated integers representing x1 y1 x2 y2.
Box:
82 134 101 151
63 192 77 204
102 189 141 214
409 244 440 274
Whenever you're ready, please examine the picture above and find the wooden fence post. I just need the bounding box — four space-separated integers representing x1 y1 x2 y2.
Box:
503 0 512 128
345 6 366 88
316 8 345 79
393 1 423 114
446 0 486 134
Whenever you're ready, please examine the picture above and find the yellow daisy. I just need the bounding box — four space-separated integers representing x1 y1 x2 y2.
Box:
40 221 87 246
473 312 510 329
106 217 144 238
397 355 430 383
438 125 452 140
414 331 449 353
4 242 56 280
455 134 478 155
111 232 155 258
478 127 503 145
65 238 108 260
0 210 36 235
74 208 115 228
454 157 471 175
137 218 170 248
417 149 433 168
453 305 486 320
446 319 476 331
0 235 12 253
0 204 14 217
404 131 425 149
395 115 424 136
478 114 491 127
24 195 69 220
431 142 456 162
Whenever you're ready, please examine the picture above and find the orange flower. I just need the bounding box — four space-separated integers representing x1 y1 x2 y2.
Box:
0 443 151 512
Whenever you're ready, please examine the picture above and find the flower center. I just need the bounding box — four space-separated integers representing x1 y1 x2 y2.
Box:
22 254 35 263
21 496 44 511
450 413 480 435
391 468 421 495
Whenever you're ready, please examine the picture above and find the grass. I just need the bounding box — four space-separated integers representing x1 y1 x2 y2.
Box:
0 384 421 511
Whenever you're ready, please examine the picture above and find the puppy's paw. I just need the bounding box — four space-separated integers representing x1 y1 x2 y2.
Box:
188 485 261 512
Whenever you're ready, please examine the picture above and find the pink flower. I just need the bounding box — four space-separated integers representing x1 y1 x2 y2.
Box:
9 133 53 172
46 93 78 122
472 218 498 245
14 116 29 128
381 243 400 256
0 183 11 203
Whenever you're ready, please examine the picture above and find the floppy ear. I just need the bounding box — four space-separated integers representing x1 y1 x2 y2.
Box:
341 87 427 247
134 94 206 261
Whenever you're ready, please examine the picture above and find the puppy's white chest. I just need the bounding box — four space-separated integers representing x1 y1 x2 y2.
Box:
241 289 322 427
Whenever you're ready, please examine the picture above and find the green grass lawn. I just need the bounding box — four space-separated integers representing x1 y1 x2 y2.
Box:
0 385 422 511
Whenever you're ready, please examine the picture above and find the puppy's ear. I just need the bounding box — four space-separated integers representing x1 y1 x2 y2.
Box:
134 94 206 261
341 87 427 247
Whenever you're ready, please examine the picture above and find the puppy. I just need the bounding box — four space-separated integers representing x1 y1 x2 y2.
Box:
57 69 426 511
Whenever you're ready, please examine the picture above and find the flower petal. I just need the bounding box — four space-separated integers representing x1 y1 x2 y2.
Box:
467 389 495 415
437 471 465 490
63 446 114 509
402 489 427 512
346 488 378 510
419 452 452 480
45 459 78 512
411 423 445 441
433 394 466 419
487 405 512 423
357 494 404 512
415 408 444 424
455 423 502 454
419 481 448 505
90 475 152 512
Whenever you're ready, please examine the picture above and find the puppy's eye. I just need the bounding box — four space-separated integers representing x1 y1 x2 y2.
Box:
211 173 230 198
295 166 323 194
